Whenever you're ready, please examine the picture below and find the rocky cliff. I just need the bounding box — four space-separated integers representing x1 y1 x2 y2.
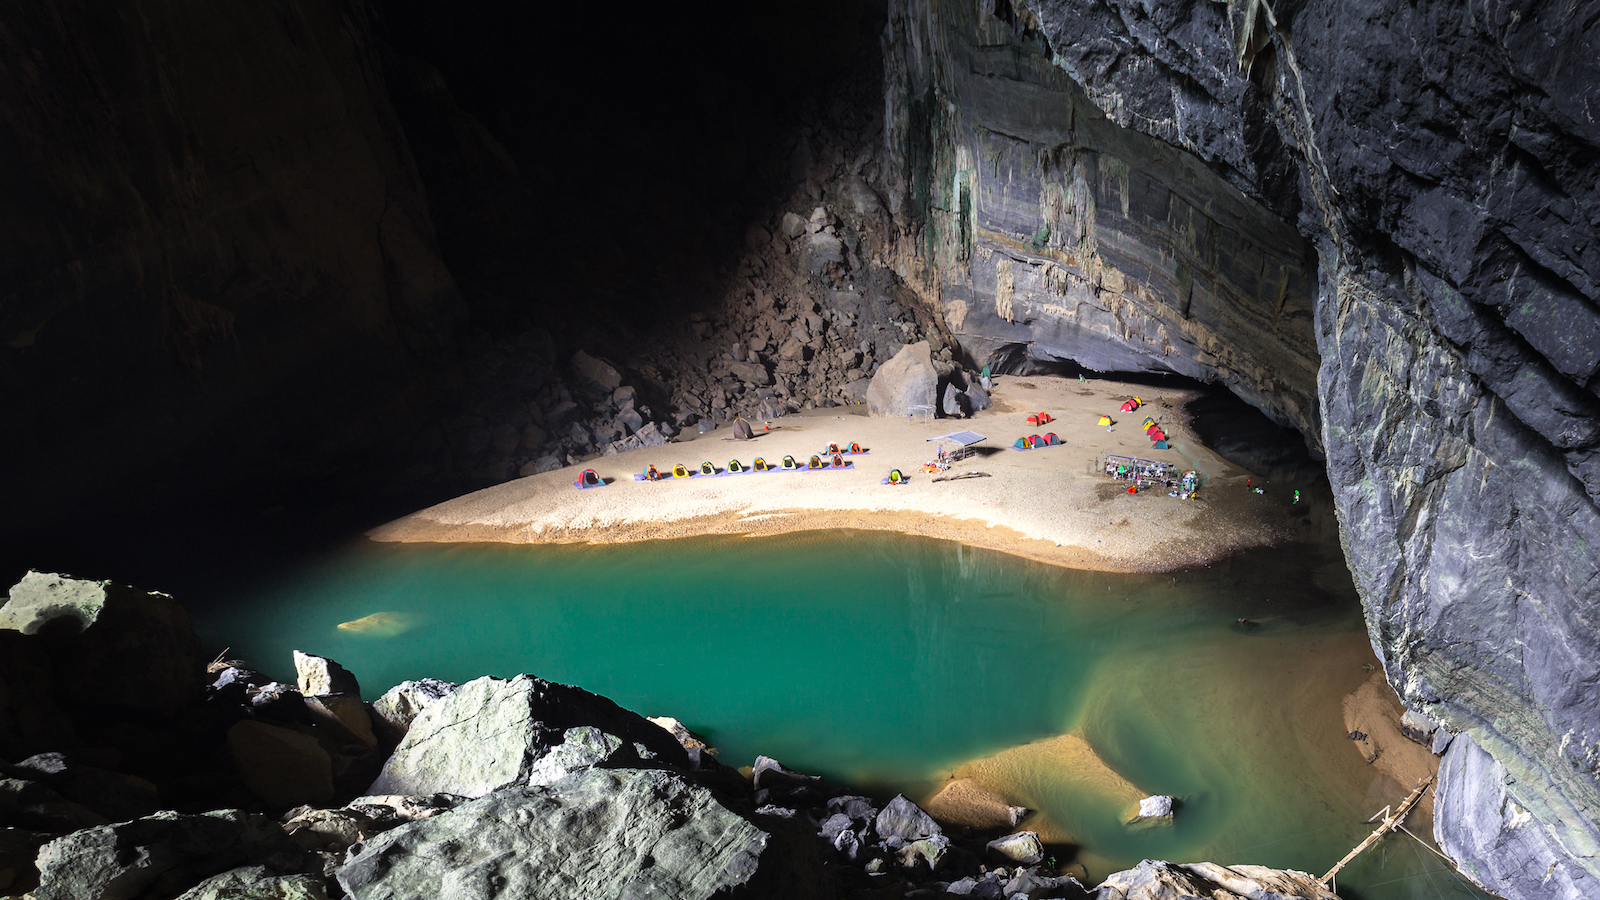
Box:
881 1 1600 897
0 0 463 537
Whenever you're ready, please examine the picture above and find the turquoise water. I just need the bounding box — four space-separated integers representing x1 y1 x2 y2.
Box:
193 530 1487 899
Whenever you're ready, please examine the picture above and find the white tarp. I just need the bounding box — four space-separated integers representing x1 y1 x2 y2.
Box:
927 431 986 446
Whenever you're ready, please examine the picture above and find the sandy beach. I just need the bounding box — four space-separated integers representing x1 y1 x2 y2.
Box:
371 376 1308 573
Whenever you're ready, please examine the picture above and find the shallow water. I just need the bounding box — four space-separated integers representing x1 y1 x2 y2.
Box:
192 528 1487 899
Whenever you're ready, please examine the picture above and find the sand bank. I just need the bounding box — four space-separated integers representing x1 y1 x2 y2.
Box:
372 377 1307 573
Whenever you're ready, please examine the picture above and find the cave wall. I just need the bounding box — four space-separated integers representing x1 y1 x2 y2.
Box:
882 1 1600 897
0 0 463 534
881 0 1322 444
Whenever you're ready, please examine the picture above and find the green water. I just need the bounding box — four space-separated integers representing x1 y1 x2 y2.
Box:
193 530 1486 900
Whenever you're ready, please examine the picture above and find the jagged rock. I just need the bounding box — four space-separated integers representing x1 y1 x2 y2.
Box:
32 809 304 900
611 385 637 408
570 351 622 392
530 454 563 474
173 866 326 900
646 716 713 753
291 651 359 699
226 720 334 808
730 360 772 385
6 753 160 823
341 794 459 830
826 795 877 824
984 831 1043 865
751 756 822 793
616 407 644 434
279 807 375 853
340 769 823 900
758 398 787 420
697 419 717 434
780 212 808 239
365 675 687 798
1401 709 1439 746
805 233 845 271
1096 859 1336 899
545 400 578 424
865 341 936 418
604 421 669 455
874 794 940 840
369 679 457 746
963 376 991 412
0 571 202 717
1006 869 1085 897
941 382 967 417
841 377 871 404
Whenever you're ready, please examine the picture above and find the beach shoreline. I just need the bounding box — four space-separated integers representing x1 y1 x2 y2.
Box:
370 376 1313 574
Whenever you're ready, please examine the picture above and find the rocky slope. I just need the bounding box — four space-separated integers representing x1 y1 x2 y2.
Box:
878 1 1599 897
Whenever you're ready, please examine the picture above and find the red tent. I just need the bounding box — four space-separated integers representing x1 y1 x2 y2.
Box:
1121 400 1138 412
1148 428 1167 441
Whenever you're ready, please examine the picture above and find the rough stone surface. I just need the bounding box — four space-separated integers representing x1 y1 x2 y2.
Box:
1095 859 1336 900
32 809 304 900
173 866 327 900
0 572 201 717
369 679 457 746
874 794 940 841
571 351 623 392
984 831 1043 866
291 652 359 699
864 341 937 418
365 674 688 798
338 768 818 900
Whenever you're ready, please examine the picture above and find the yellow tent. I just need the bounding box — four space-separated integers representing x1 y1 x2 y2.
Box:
1098 415 1113 426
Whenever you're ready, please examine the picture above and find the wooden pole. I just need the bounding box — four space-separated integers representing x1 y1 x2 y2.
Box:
1320 775 1435 885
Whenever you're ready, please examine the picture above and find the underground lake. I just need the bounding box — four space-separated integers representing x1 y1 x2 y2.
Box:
190 526 1490 900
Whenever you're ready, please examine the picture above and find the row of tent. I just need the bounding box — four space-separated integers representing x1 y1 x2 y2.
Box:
1141 416 1170 449
1119 396 1145 413
634 455 854 481
1012 433 1062 450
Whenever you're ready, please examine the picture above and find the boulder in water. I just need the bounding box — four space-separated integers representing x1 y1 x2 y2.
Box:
1127 794 1175 826
865 342 937 418
364 674 688 798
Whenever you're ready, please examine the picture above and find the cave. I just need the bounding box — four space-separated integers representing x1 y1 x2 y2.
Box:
1 1 1596 898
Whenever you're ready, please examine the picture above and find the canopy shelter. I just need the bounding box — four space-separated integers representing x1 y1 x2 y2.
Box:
928 430 986 462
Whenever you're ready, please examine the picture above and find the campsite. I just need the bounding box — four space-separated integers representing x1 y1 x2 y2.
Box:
376 374 1304 574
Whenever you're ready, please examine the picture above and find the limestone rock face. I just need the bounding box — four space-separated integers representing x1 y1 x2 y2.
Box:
365 675 688 798
338 769 799 900
865 342 937 418
369 679 456 746
888 2 1600 896
0 572 201 717
291 652 359 699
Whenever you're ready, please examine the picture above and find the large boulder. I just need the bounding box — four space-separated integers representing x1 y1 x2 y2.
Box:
226 721 334 808
1095 859 1336 900
984 831 1044 866
865 342 937 418
730 361 772 385
32 809 304 900
571 351 622 392
874 794 941 841
0 572 202 717
364 675 688 798
338 768 824 900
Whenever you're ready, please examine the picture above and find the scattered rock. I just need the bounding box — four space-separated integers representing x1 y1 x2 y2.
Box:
780 212 808 239
291 651 359 699
730 360 772 385
279 806 375 853
1096 859 1336 899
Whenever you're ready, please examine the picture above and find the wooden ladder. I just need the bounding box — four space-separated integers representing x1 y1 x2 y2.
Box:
1320 775 1435 887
